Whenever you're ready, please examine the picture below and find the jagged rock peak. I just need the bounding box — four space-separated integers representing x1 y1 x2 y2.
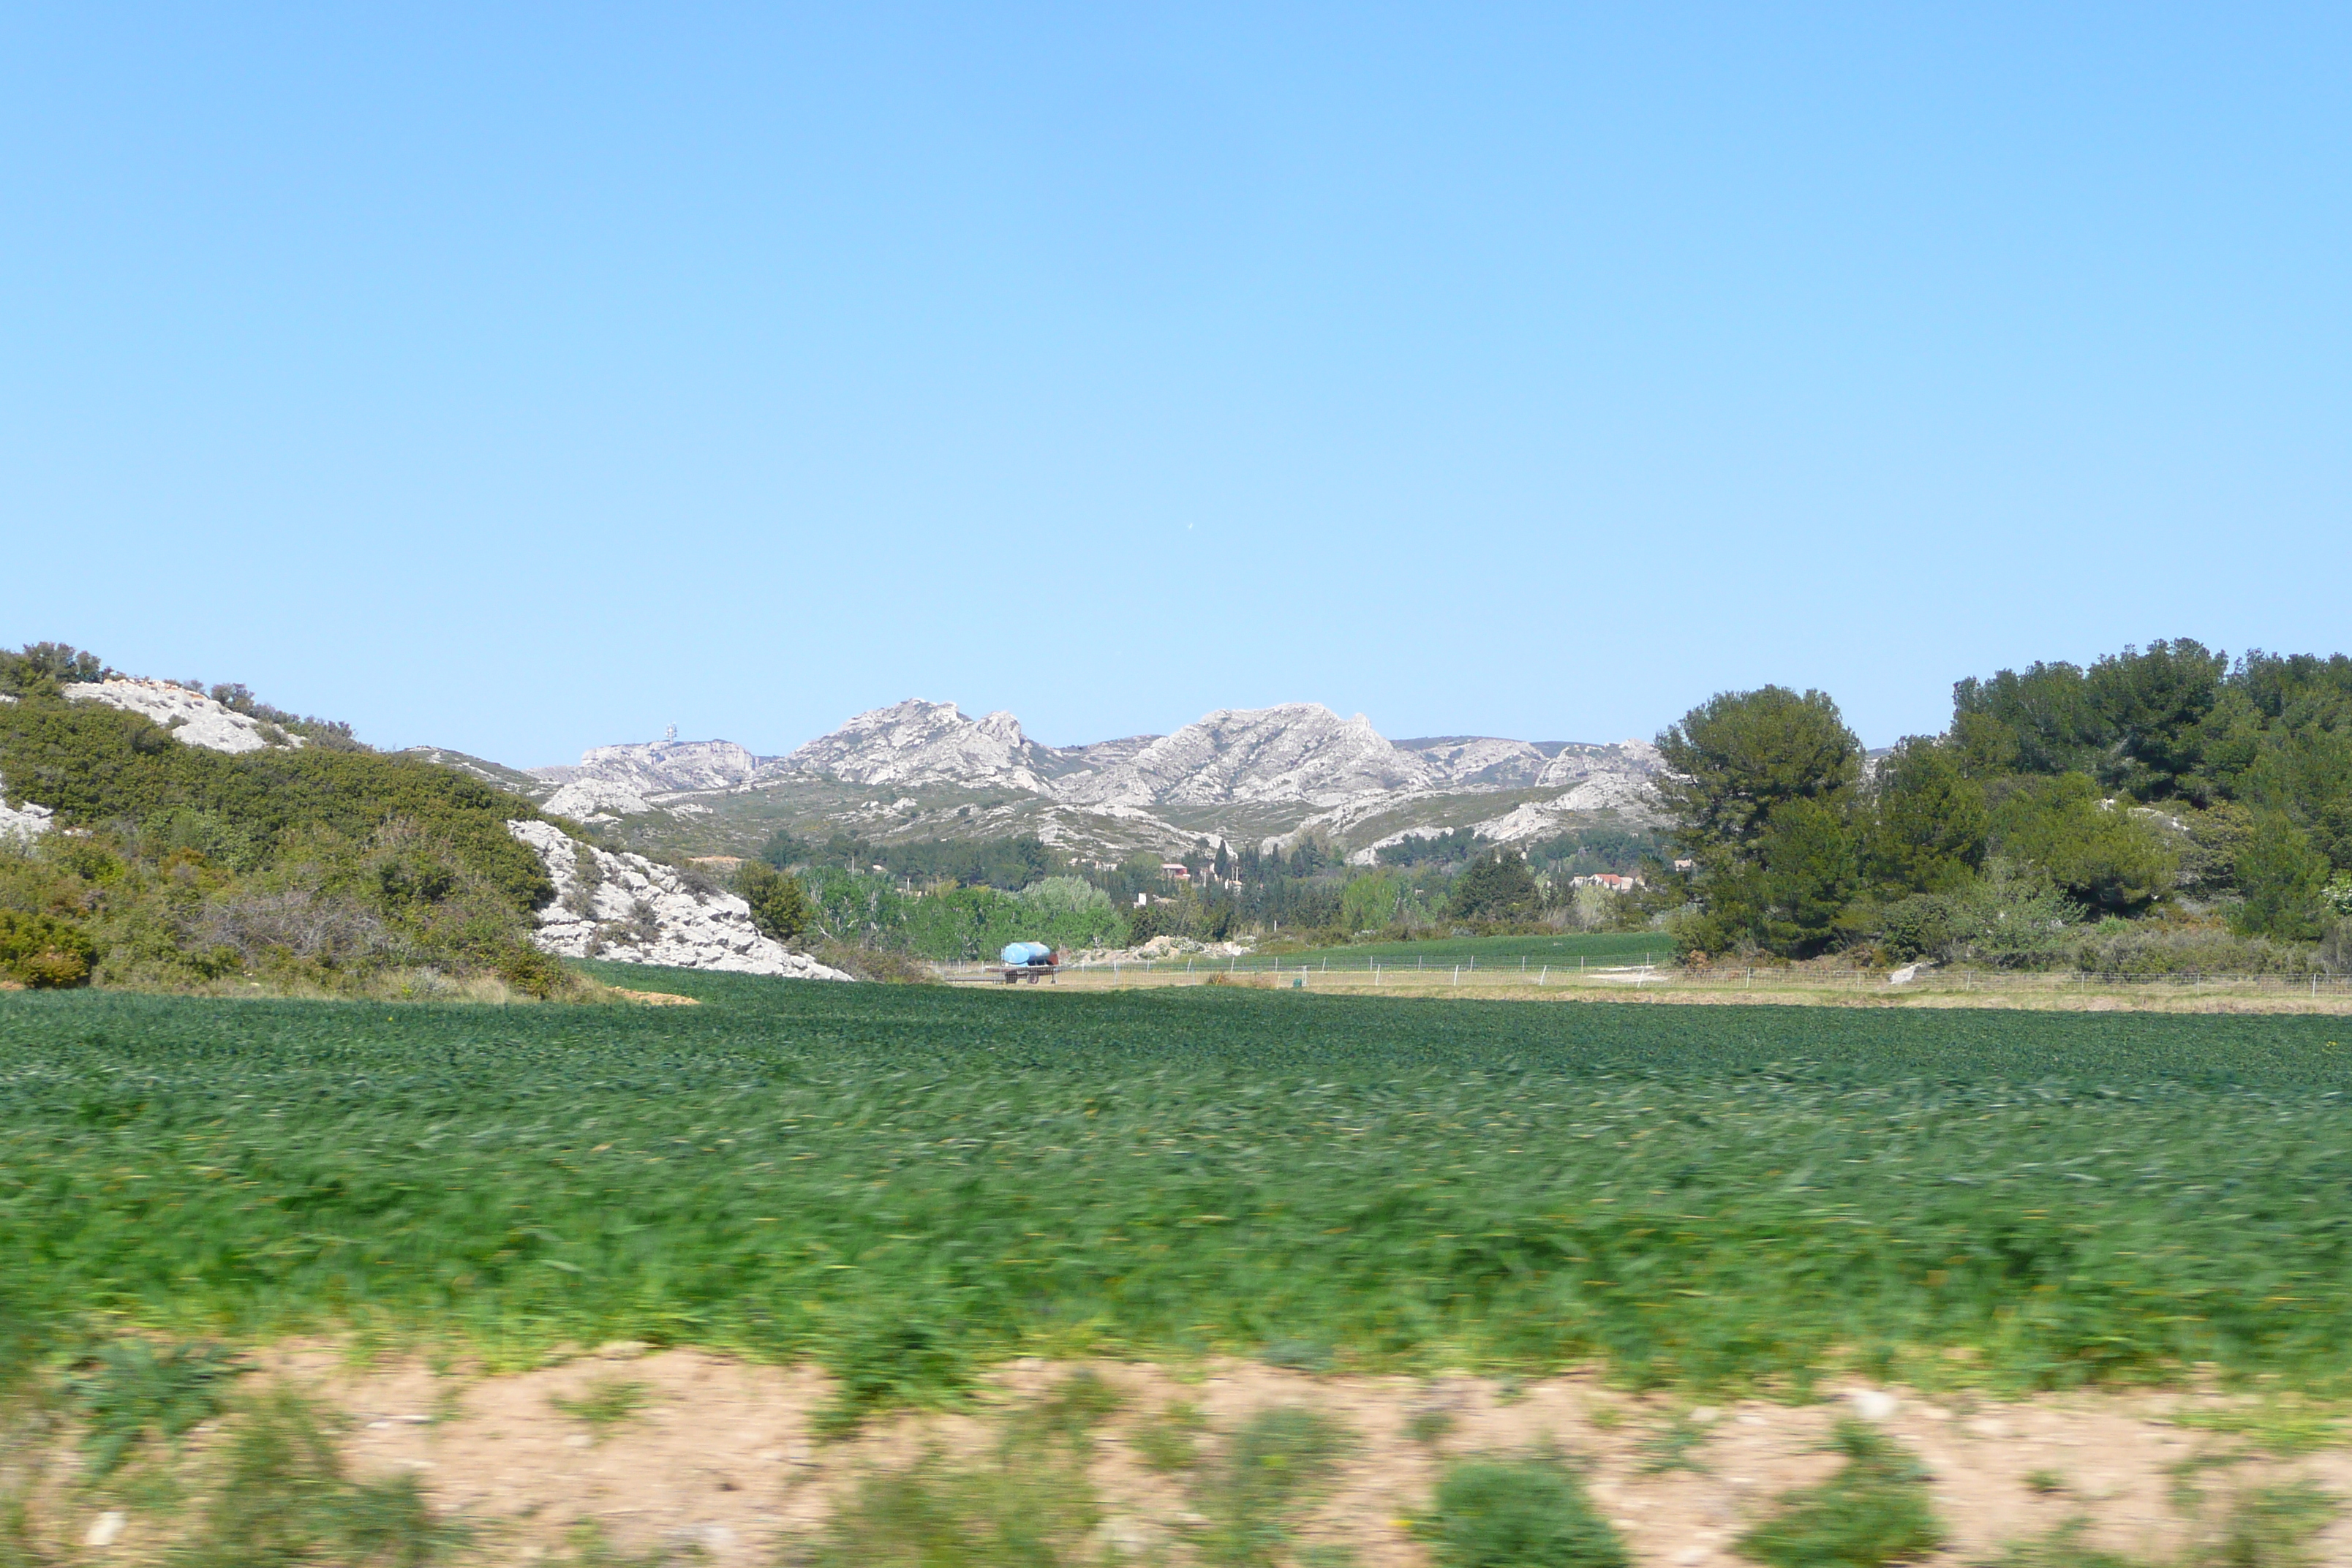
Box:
779 699 1049 792
1064 703 1436 808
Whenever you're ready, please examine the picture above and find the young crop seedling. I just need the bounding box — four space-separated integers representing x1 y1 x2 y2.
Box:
808 1377 1118 1567
1420 1455 1628 1568
1137 1398 1207 1472
66 1338 249 1478
1191 1406 1352 1567
1983 1482 2336 1568
1406 1406 1457 1446
10 987 2352 1413
170 1387 467 1568
2171 1395 2349 1458
550 1377 650 1441
1635 1410 1714 1475
1734 1419 1944 1568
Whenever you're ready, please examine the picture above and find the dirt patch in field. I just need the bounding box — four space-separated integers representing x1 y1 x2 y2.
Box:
41 1349 2329 1565
1028 968 2352 1016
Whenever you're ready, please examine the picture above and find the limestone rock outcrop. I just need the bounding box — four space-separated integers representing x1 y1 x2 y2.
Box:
0 772 52 842
540 777 662 823
1062 705 1436 809
64 678 301 754
505 821 851 980
776 700 1050 793
535 739 762 796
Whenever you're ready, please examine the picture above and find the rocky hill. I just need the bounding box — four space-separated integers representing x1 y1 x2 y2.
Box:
1 670 848 984
505 699 1663 864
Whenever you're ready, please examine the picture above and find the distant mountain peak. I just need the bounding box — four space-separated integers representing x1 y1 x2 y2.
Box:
777 699 1049 793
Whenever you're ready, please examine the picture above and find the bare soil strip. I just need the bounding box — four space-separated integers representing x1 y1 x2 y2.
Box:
961 965 2352 1015
31 1350 2351 1565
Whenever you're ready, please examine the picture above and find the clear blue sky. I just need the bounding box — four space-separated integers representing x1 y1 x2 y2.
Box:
4 5 2345 765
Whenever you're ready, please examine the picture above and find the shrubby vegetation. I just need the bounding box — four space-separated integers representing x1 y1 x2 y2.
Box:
1661 640 2352 969
0 641 111 696
0 645 572 997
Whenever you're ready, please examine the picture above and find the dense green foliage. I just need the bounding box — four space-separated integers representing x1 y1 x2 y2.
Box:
0 667 562 994
6 976 2352 1405
733 860 815 944
766 829 1061 894
0 641 109 696
1657 687 1865 959
795 867 1127 960
1447 849 1542 922
1663 642 2352 965
0 908 99 987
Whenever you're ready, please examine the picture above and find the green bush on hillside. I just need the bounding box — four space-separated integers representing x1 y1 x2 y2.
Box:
0 909 97 987
734 860 815 944
0 678 562 995
0 641 108 698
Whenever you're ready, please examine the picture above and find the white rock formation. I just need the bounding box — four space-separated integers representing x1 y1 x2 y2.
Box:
1396 735 1556 788
1537 738 1663 791
540 777 662 824
505 821 851 979
534 739 762 797
777 700 1051 793
62 678 302 754
0 772 52 843
1063 704 1437 809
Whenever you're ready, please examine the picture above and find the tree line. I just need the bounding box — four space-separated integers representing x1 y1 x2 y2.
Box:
1657 641 2352 968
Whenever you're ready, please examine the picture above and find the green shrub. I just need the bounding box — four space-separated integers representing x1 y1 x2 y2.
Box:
494 941 568 998
0 641 106 697
1983 1482 2334 1568
169 1387 464 1567
0 909 96 987
810 1373 1115 1566
0 687 560 995
1193 1407 1351 1567
1423 1456 1627 1568
734 859 814 944
1866 860 2082 970
550 1376 649 1442
2070 921 2316 976
815 1317 972 1438
66 1338 249 1477
1735 1420 1942 1568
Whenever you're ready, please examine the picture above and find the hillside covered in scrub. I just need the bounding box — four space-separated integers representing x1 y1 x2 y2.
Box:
0 644 576 997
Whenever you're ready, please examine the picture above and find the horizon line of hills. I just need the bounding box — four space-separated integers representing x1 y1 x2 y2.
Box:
500 698 1661 823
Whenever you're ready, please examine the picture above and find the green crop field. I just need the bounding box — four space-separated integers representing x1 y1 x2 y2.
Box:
1274 931 1673 966
4 969 2349 1416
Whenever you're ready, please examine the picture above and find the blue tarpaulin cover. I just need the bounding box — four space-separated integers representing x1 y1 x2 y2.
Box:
1000 942 1053 965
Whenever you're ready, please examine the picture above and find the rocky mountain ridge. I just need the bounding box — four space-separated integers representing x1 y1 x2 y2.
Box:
508 698 1663 861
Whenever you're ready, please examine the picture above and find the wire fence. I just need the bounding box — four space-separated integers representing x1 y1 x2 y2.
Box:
935 952 2352 998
